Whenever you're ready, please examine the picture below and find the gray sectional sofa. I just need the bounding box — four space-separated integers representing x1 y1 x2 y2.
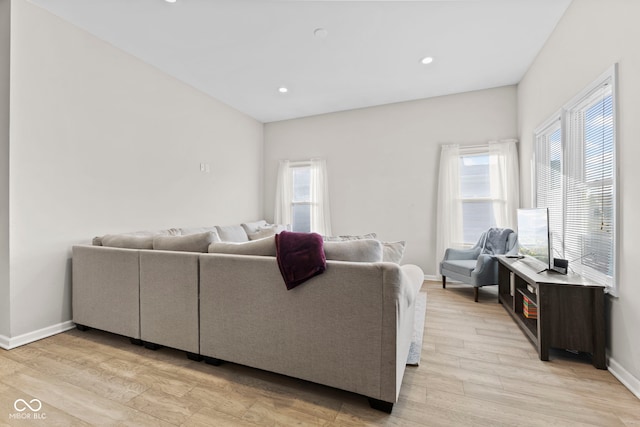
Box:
72 221 425 412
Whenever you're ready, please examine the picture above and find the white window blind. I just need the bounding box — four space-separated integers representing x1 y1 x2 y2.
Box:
534 66 617 292
534 116 563 259
565 78 615 287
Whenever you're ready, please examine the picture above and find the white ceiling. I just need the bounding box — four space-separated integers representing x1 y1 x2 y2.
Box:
29 0 572 123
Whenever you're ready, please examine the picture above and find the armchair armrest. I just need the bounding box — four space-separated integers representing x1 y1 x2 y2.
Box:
473 254 495 274
443 246 481 261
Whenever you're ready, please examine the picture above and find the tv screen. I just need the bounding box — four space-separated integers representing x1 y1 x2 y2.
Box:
517 208 551 270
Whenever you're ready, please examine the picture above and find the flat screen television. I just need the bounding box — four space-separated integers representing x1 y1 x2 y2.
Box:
516 208 552 271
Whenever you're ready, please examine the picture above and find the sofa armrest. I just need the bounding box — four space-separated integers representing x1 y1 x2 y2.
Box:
443 246 481 261
72 245 141 338
471 254 499 286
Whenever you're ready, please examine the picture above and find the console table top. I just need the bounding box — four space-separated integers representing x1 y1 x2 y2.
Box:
496 255 606 288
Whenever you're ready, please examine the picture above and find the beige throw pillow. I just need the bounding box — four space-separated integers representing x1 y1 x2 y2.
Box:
323 239 383 263
153 231 217 253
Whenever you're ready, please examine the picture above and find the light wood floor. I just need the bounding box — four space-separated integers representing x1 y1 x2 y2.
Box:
1 281 639 426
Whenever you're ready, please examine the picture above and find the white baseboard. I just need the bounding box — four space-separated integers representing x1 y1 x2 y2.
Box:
424 274 439 282
0 321 75 350
0 334 10 350
608 357 640 400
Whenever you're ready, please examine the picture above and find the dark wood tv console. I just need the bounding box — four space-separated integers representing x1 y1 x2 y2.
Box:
496 256 606 369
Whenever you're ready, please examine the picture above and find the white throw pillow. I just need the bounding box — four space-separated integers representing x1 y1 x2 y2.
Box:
382 241 406 264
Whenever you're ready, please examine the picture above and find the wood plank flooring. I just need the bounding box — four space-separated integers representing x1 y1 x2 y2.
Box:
1 281 639 426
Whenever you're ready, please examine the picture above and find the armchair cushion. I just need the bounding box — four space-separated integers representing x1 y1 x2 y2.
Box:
442 260 477 277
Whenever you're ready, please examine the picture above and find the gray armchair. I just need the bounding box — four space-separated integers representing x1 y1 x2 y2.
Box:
439 228 518 302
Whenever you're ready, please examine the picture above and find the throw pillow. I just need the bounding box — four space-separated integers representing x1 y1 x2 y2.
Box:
153 231 217 253
382 241 406 264
208 236 277 257
178 226 220 239
323 239 383 263
241 220 268 234
215 224 250 242
102 234 154 250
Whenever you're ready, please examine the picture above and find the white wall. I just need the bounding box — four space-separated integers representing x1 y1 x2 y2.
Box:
264 86 517 274
7 0 263 339
518 0 640 394
0 0 10 340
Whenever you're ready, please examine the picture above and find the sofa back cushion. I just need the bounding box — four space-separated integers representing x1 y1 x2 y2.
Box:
323 239 383 263
153 231 218 253
208 236 277 257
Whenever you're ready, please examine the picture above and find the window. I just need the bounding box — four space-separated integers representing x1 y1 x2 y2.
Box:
459 150 496 244
436 140 519 270
534 115 563 258
534 65 617 292
291 164 312 232
274 159 332 235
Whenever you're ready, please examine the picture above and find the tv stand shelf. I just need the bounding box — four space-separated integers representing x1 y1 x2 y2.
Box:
497 256 606 369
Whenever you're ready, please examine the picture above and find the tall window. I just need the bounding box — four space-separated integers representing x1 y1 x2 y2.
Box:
534 116 563 257
534 65 617 292
459 150 495 244
275 159 332 235
291 164 312 232
436 140 519 270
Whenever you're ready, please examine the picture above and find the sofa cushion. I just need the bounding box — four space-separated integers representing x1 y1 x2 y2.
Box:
382 241 406 264
441 259 476 277
153 231 217 253
323 233 377 242
241 220 268 234
179 226 220 239
215 224 249 242
323 239 383 263
208 236 277 257
102 234 154 250
247 224 288 241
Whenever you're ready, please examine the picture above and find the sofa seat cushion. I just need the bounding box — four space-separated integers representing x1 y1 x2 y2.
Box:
153 231 218 253
323 239 383 263
208 236 277 257
441 259 477 277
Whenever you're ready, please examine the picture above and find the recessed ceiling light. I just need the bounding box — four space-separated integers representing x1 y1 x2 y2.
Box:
165 0 176 3
421 56 434 65
314 28 328 39
278 87 288 94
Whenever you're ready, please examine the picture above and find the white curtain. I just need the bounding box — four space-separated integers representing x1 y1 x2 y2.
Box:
435 144 462 274
309 159 332 236
274 160 292 227
489 139 520 229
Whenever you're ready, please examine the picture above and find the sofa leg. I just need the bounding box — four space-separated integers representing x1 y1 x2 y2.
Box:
144 342 162 351
442 276 446 289
474 287 479 302
204 356 224 366
75 324 90 332
130 338 143 346
187 352 203 362
368 398 393 413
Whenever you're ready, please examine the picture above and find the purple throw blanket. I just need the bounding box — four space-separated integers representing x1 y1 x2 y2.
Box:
275 231 326 290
